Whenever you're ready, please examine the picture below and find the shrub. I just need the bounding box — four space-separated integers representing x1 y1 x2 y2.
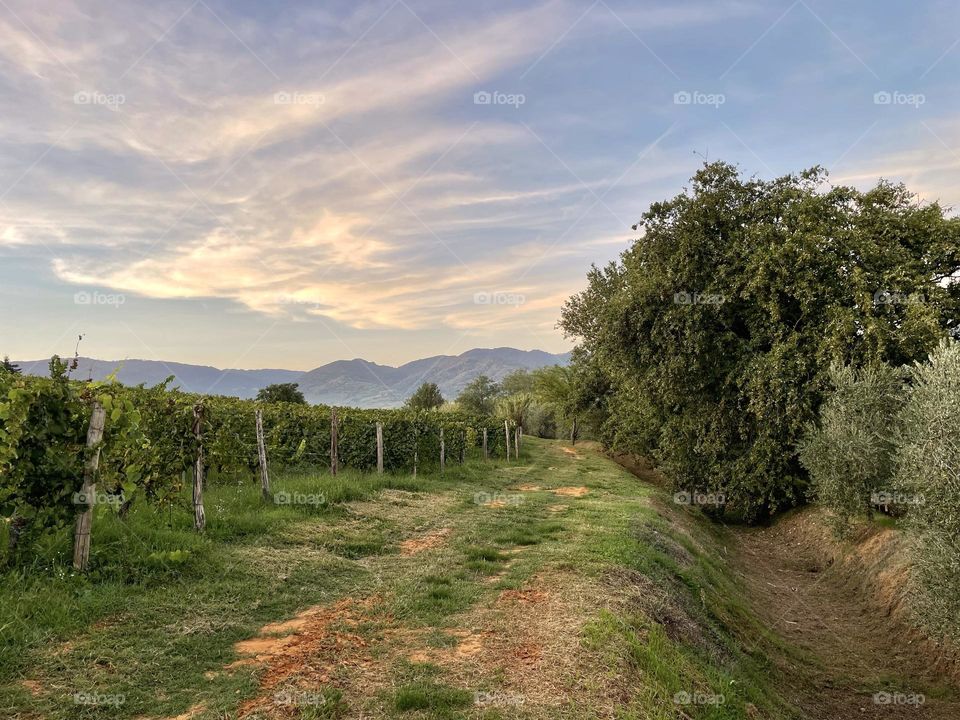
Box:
799 363 906 534
895 338 960 642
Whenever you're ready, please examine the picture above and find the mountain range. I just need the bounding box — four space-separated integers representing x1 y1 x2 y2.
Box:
13 348 571 408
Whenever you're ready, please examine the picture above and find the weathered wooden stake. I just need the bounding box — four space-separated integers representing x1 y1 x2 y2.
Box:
255 408 270 500
482 428 488 460
376 421 384 474
514 427 520 460
460 430 465 464
504 420 511 460
440 427 445 473
570 416 578 446
330 408 339 476
72 403 106 571
192 403 206 531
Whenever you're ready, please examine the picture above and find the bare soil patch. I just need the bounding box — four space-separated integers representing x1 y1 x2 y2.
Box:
552 486 589 497
398 527 452 555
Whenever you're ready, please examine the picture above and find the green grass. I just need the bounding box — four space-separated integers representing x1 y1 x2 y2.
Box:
0 438 807 719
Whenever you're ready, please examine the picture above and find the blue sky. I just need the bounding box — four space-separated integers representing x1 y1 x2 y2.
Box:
1 0 958 369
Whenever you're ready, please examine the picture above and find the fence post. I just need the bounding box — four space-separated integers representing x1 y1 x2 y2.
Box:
515 426 521 460
482 427 488 460
504 420 510 460
376 421 384 474
460 430 465 464
570 416 578 446
192 403 206 531
72 403 106 571
440 427 445 474
256 408 270 501
330 408 339 476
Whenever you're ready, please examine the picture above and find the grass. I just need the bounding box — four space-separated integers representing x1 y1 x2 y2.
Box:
0 437 812 719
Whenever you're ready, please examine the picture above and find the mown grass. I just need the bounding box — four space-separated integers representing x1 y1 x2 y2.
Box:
0 438 803 720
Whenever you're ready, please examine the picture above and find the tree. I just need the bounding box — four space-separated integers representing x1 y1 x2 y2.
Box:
256 383 307 404
895 338 960 642
500 369 534 395
561 162 960 521
1 356 20 375
799 363 906 534
406 382 444 411
497 392 533 430
456 375 500 416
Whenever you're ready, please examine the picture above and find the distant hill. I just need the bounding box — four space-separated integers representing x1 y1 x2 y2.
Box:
13 348 571 408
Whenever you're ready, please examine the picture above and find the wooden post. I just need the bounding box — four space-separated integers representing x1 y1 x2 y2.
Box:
440 428 445 474
72 403 106 571
482 428 488 460
330 408 339 476
376 421 384 474
256 409 271 500
192 403 206 531
570 416 578 446
460 430 465 464
514 427 520 460
504 420 510 460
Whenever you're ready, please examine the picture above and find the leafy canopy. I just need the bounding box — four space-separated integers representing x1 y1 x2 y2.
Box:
455 375 501 416
561 161 960 520
405 382 444 411
256 383 307 404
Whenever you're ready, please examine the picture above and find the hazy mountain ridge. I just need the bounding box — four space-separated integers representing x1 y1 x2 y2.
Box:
13 348 570 408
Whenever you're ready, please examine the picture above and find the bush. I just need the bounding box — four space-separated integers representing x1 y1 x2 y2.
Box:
799 363 906 534
895 338 960 642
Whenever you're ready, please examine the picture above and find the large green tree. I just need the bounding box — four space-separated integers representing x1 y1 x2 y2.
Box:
456 375 500 416
256 383 307 404
561 162 960 520
405 382 444 410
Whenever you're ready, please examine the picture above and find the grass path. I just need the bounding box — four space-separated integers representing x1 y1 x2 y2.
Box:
6 437 955 719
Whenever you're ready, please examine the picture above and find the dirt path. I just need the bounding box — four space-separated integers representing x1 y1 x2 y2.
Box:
732 514 960 720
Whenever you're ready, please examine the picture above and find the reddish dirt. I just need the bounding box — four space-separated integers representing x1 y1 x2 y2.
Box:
398 527 451 555
231 597 381 718
552 486 589 497
497 588 549 605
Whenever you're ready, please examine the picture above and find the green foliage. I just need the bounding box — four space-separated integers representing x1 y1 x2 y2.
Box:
455 374 500 416
500 368 534 395
894 339 960 643
561 161 960 520
255 382 306 404
1 356 20 375
799 363 906 533
1 367 508 563
496 392 533 430
405 382 444 411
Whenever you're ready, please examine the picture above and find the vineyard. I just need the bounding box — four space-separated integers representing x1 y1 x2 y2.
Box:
0 358 514 568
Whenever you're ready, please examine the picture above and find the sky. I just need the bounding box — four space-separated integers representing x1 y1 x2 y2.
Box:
1 0 959 370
